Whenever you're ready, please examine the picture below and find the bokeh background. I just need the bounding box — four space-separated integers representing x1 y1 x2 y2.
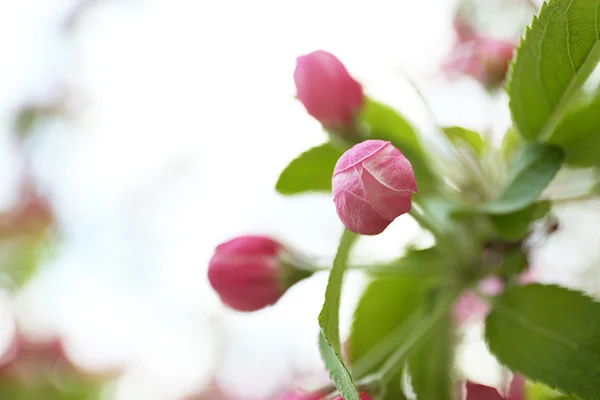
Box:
6 0 599 399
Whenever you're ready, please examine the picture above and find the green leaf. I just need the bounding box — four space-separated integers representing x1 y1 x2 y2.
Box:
348 275 431 400
501 127 525 162
442 126 485 157
359 99 437 194
484 143 564 214
498 249 528 280
489 201 551 240
0 237 49 291
318 229 360 400
485 284 600 400
507 0 600 142
275 142 344 195
549 86 600 167
526 381 576 400
407 312 455 400
371 247 448 277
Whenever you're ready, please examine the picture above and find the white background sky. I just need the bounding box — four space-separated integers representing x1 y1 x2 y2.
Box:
4 0 597 400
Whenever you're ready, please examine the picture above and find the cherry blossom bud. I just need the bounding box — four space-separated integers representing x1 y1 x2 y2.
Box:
332 140 417 235
208 235 311 312
443 37 515 89
294 50 364 130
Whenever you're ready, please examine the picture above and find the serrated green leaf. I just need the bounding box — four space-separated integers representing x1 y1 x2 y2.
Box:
318 333 357 400
407 312 455 400
442 126 485 157
507 0 600 142
485 284 600 400
548 86 600 167
275 142 344 195
318 229 360 400
489 201 550 241
359 99 437 194
484 143 564 214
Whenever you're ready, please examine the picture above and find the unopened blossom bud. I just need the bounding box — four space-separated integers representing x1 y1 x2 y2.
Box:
332 140 417 235
208 235 311 312
443 37 515 89
294 50 364 130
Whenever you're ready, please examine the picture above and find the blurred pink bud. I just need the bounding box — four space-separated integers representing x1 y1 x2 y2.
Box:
465 375 525 400
453 15 476 42
517 268 537 284
208 235 311 312
453 277 504 325
332 140 417 235
294 50 364 129
278 390 322 400
443 37 515 89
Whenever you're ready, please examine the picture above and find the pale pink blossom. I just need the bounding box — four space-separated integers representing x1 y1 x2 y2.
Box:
443 37 515 89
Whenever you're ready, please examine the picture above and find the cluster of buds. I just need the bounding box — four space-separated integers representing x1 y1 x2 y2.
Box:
206 46 530 399
209 52 419 314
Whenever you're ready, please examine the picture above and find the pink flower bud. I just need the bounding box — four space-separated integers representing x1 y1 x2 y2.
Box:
443 37 515 89
208 235 311 312
294 50 364 129
332 140 417 235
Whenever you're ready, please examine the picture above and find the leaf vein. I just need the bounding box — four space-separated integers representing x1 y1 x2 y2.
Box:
565 0 576 72
495 301 580 351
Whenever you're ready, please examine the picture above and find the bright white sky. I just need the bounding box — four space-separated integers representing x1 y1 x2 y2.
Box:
0 0 567 399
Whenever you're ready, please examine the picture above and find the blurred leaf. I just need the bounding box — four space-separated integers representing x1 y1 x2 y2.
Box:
526 381 575 400
484 143 563 214
349 276 430 400
275 142 344 195
318 229 360 400
507 0 600 142
501 127 524 162
548 87 600 167
359 99 437 194
442 126 485 157
498 249 528 279
0 237 49 290
407 312 455 400
489 201 550 241
485 284 600 400
372 248 448 277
